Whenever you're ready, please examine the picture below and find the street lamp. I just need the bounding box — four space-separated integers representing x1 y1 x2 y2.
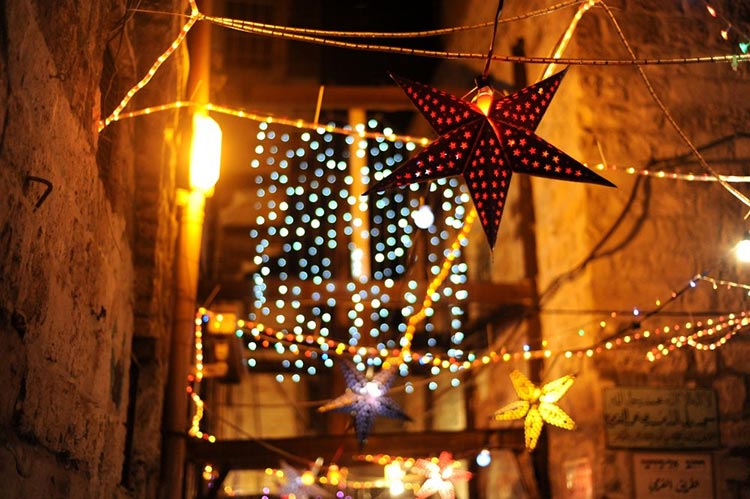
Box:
189 112 222 196
162 111 222 499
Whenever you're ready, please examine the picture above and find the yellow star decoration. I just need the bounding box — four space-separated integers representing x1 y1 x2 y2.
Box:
492 370 576 450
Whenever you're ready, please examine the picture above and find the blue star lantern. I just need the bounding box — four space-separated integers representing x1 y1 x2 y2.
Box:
278 459 328 499
318 360 411 447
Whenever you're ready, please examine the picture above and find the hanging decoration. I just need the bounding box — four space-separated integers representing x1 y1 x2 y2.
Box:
412 451 472 499
492 370 576 450
647 312 750 360
96 99 750 187
318 360 411 447
277 459 329 499
366 70 614 249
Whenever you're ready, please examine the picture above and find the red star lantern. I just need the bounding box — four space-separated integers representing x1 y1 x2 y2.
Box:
367 70 615 249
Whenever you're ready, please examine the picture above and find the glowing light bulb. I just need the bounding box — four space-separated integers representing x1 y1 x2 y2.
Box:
385 462 405 482
411 205 434 229
363 381 382 398
327 465 341 486
476 449 492 467
474 86 494 116
189 113 222 196
736 231 750 262
390 480 405 495
300 470 315 486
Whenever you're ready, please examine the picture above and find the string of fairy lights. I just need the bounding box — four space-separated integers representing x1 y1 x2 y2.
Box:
244 117 471 379
207 270 750 383
104 100 750 186
703 1 750 54
99 0 750 494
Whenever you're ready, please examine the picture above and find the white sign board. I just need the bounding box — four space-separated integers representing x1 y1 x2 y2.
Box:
633 453 714 499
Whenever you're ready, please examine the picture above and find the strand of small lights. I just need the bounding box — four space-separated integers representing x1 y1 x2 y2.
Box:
204 0 583 39
246 309 750 388
97 1 200 131
245 119 409 365
687 323 749 351
243 118 470 377
704 1 750 53
247 274 710 372
102 0 750 138
593 163 750 183
345 123 382 347
359 451 489 470
402 272 719 371
648 312 750 360
697 275 750 292
187 309 216 442
99 100 431 145
357 454 418 467
204 13 750 67
396 208 476 361
454 310 750 369
100 102 750 187
246 270 750 383
262 466 419 494
542 0 599 79
599 1 750 213
98 2 749 132
244 319 465 380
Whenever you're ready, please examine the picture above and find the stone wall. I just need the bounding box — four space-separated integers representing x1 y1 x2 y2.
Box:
443 0 750 497
0 0 185 497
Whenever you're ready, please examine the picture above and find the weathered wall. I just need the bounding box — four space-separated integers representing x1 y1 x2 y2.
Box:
0 0 185 496
444 0 750 497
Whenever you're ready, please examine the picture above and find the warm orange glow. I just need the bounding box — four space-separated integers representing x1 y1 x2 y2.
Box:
300 470 315 486
474 86 494 115
189 113 222 196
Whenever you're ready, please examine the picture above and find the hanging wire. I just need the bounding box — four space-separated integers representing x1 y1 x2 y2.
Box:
195 0 583 39
598 0 750 215
481 0 506 80
205 14 750 67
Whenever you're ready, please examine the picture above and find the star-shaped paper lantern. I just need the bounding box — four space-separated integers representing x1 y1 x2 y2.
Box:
367 70 614 249
412 451 472 499
492 369 576 450
278 460 329 499
318 360 411 447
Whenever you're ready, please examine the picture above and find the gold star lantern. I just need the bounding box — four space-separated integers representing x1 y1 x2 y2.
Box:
492 370 575 450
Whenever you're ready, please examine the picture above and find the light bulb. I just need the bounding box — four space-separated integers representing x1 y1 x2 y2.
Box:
327 464 341 486
474 86 494 116
736 231 750 262
189 113 222 196
363 381 382 398
390 480 405 495
385 462 405 482
411 205 434 229
300 470 315 486
476 449 491 467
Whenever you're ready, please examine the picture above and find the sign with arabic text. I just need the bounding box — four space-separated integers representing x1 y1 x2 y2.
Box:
634 453 714 498
603 387 719 449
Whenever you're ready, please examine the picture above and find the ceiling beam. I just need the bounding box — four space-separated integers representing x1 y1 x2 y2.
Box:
188 429 525 469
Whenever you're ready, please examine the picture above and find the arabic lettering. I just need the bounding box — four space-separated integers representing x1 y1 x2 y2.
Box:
603 388 719 449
